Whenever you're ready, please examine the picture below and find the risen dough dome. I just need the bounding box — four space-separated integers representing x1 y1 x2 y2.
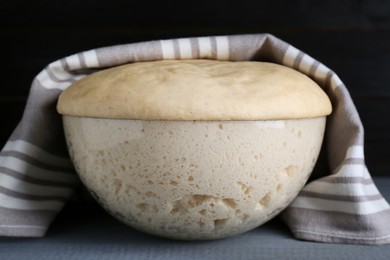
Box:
57 60 332 120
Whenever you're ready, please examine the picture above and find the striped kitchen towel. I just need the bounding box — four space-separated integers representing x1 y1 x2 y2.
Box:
1 33 389 245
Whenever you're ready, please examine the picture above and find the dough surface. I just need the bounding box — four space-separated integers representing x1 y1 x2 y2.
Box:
57 60 332 120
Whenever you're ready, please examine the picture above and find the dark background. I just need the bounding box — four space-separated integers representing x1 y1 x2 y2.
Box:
1 0 389 176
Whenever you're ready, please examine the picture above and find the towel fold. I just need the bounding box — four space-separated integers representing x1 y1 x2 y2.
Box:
1 33 389 244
